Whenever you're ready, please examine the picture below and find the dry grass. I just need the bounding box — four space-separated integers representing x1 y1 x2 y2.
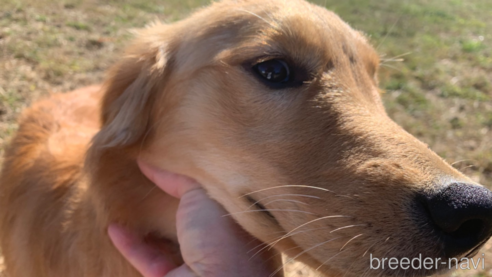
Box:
0 0 491 276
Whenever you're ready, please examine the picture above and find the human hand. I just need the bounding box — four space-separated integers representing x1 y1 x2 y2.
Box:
108 160 281 277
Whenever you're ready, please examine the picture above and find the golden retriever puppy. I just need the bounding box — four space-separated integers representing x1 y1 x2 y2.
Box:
1 0 491 276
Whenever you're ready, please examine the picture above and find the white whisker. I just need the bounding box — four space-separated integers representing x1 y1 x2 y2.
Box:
380 51 412 63
249 225 338 256
262 199 308 207
362 239 380 257
388 51 412 60
340 233 363 251
342 258 358 277
381 63 403 73
376 13 402 51
263 245 301 263
316 250 346 271
224 209 315 217
233 8 278 29
247 193 320 209
267 215 351 250
241 185 334 198
462 164 476 170
269 237 342 277
330 224 367 233
248 224 347 260
451 159 472 166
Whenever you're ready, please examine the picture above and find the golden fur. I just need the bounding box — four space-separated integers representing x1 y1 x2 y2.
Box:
0 0 478 276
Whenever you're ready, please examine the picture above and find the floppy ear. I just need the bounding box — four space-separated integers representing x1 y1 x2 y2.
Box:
93 25 175 149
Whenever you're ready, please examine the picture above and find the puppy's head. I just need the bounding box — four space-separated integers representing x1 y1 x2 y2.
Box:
92 0 492 275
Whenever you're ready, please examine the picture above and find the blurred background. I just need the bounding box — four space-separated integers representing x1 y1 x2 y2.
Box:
0 0 490 276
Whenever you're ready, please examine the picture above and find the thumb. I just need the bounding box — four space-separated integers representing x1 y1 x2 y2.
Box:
137 159 200 199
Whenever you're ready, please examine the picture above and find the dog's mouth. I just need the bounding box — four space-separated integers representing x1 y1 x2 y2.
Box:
463 239 486 258
231 178 492 277
245 195 279 223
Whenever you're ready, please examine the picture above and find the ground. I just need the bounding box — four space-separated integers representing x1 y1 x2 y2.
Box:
0 0 491 276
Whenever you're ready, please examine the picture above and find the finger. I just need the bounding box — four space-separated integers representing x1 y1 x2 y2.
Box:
165 264 199 277
137 159 200 199
108 224 177 277
176 189 280 276
137 160 280 275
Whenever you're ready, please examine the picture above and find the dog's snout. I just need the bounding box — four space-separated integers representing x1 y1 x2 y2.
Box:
424 183 492 257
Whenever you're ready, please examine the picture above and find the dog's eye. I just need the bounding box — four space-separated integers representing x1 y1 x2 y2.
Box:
253 59 290 84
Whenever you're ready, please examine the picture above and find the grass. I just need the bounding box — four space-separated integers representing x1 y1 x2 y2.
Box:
0 0 491 276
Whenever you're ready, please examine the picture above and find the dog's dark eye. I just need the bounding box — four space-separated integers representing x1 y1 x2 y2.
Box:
253 59 290 83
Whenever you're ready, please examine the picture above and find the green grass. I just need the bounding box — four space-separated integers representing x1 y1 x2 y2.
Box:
0 0 491 276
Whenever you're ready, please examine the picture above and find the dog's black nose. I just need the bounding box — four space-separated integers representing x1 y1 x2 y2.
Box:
425 183 492 257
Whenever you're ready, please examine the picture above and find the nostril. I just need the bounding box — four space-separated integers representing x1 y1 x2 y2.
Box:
448 219 484 240
423 183 492 257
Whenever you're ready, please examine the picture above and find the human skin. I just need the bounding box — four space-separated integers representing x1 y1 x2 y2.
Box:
108 159 279 277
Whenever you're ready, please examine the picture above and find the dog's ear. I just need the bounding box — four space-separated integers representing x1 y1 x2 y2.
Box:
93 25 175 149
